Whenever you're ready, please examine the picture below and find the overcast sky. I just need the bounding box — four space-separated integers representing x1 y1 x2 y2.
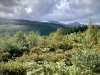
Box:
0 0 100 24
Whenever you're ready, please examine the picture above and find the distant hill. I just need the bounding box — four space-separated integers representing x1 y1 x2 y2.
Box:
0 18 66 35
0 18 87 35
66 22 86 27
48 21 86 27
48 21 65 25
48 21 60 24
67 22 80 26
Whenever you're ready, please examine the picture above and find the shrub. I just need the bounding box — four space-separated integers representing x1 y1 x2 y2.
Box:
71 50 100 74
48 28 63 47
26 31 39 49
65 51 72 59
18 53 46 62
93 63 100 74
1 52 11 62
1 61 28 75
66 65 81 75
43 61 68 75
51 53 66 62
29 53 45 62
37 54 46 61
11 31 28 54
49 46 56 52
57 41 73 51
17 53 29 62
56 49 63 53
64 50 75 66
30 47 42 54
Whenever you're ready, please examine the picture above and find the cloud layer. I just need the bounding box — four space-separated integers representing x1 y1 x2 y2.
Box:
0 0 100 24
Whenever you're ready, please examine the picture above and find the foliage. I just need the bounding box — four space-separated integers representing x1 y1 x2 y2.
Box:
0 20 100 75
29 53 46 62
28 61 68 75
0 61 28 75
86 19 99 44
30 47 43 54
18 53 46 62
71 49 100 74
57 41 73 51
51 53 66 62
48 28 63 47
26 31 39 49
62 25 88 35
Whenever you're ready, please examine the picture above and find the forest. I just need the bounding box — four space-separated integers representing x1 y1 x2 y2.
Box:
0 21 100 75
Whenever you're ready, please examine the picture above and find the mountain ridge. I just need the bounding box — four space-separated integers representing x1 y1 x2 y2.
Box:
47 20 86 27
0 18 66 35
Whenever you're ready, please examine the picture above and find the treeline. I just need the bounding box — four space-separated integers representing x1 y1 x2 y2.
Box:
62 25 88 35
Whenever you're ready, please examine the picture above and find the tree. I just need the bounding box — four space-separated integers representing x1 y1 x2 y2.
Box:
86 19 99 44
26 31 39 49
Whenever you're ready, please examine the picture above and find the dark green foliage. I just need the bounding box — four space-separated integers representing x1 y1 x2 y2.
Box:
62 26 88 35
49 47 55 52
93 62 100 73
0 31 29 58
65 59 73 66
0 19 65 35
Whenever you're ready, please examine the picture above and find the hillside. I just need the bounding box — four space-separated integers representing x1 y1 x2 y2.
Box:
0 18 66 35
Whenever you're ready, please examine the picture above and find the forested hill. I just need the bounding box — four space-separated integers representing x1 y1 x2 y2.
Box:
0 18 66 35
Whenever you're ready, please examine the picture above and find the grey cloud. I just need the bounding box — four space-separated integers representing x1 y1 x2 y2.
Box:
50 0 100 23
0 0 20 7
0 0 100 24
0 0 21 17
15 0 61 20
22 0 60 15
0 7 15 14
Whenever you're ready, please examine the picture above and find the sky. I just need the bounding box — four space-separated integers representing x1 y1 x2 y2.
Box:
0 0 100 24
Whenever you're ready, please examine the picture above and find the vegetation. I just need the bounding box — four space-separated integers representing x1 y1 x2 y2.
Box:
0 61 28 75
0 19 65 35
0 20 100 75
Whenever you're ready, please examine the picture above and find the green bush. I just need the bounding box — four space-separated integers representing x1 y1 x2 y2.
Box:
29 53 46 62
1 61 28 75
26 31 39 48
71 50 100 74
51 53 66 62
57 41 73 51
30 47 42 54
43 61 68 75
28 61 68 75
17 53 29 62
